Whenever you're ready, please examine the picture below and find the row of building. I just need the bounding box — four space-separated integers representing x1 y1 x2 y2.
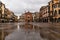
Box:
19 0 60 23
48 0 60 22
0 1 18 23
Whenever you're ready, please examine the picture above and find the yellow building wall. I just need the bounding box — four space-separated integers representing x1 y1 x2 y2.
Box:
53 0 59 4
2 4 5 14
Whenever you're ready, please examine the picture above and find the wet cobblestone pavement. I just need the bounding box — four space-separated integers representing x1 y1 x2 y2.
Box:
0 23 60 40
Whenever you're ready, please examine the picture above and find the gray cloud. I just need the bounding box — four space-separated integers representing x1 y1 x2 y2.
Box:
1 0 51 16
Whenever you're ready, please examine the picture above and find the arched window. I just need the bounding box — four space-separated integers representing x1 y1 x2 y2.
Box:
58 4 60 7
59 10 60 14
53 4 57 8
54 10 57 16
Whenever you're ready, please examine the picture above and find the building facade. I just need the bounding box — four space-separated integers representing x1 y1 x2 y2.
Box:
33 12 40 22
39 6 49 22
48 0 60 22
19 14 25 22
0 1 18 23
24 11 33 22
0 1 5 22
32 13 36 22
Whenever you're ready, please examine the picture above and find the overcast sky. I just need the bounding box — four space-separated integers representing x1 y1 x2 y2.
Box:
1 0 51 16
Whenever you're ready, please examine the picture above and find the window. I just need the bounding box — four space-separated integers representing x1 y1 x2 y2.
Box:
28 17 30 18
0 8 1 10
0 5 2 7
58 4 60 7
54 10 57 16
0 2 2 7
0 10 2 13
53 4 57 8
59 10 60 14
28 20 30 22
0 14 1 17
0 5 2 9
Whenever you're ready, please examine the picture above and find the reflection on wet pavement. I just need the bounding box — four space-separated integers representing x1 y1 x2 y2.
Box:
0 23 17 40
0 23 60 40
5 23 43 40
